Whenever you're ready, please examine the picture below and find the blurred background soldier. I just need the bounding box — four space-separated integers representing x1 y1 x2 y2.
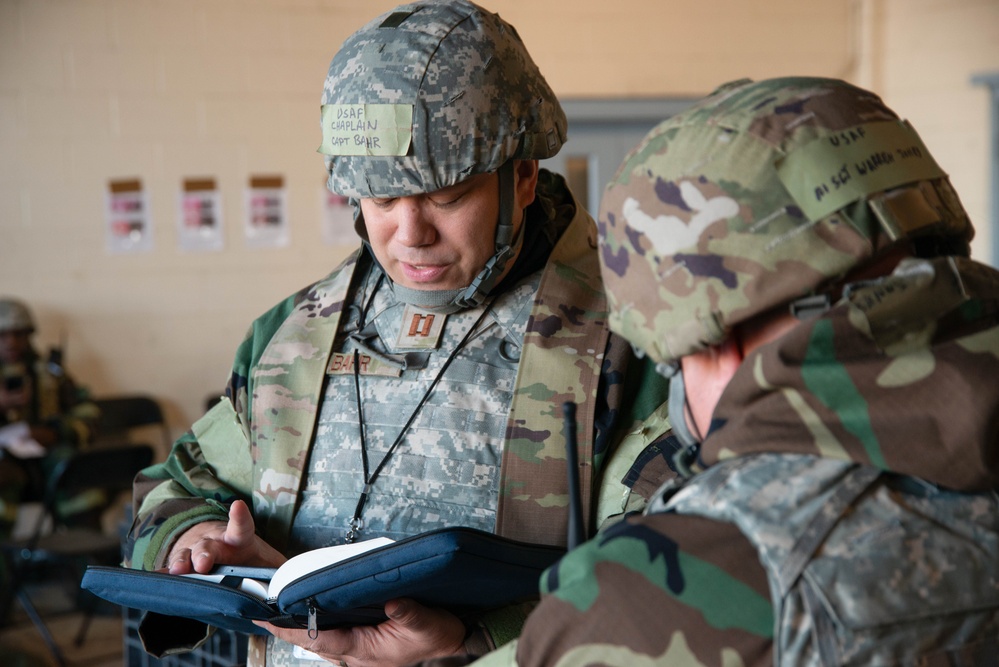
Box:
0 297 99 540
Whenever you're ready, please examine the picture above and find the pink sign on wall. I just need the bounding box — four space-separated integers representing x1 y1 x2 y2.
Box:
178 177 224 252
244 175 288 248
106 178 153 254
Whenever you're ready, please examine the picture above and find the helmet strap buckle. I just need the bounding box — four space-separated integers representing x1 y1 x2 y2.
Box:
789 294 833 320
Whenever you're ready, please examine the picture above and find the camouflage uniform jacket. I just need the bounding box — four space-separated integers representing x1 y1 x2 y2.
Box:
0 349 97 446
124 179 672 660
0 348 98 529
476 255 999 667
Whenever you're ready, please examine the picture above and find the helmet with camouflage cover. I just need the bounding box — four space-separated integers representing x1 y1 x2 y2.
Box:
319 0 565 198
0 298 35 334
318 0 567 310
598 76 973 365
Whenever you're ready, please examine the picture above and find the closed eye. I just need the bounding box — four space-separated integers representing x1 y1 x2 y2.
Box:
370 197 398 209
427 193 464 209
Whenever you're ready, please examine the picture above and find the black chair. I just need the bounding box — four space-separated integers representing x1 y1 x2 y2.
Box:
204 393 224 412
0 444 155 667
93 395 171 454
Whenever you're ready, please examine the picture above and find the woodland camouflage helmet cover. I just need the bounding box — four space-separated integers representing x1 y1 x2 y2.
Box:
598 76 973 364
318 0 567 199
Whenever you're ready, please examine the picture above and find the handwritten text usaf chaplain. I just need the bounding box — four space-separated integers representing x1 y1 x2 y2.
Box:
319 104 413 157
326 107 382 150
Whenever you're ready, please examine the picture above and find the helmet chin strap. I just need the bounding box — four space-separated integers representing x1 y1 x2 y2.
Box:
390 215 525 313
667 367 706 477
360 160 523 314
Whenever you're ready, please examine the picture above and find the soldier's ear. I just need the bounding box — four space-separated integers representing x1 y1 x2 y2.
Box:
680 337 742 436
715 337 744 379
512 159 539 210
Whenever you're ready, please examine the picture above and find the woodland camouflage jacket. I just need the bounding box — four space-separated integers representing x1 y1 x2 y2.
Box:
124 187 670 576
453 255 999 667
1 350 98 446
122 186 676 661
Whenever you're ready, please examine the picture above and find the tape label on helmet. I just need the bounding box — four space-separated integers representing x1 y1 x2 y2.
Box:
318 104 413 156
775 120 946 222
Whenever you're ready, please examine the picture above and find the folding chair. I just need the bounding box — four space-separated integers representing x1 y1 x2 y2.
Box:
0 444 154 667
93 395 171 454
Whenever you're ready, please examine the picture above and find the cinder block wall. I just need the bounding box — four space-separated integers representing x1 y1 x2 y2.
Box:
869 0 997 269
1 0 995 444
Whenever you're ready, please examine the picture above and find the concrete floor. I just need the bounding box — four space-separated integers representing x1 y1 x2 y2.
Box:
0 583 124 667
0 579 248 667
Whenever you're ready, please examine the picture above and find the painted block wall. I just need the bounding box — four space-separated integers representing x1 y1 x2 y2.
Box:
1 0 995 444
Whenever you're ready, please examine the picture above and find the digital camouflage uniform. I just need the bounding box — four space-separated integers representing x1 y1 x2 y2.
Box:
125 3 674 664
124 175 668 664
446 78 999 666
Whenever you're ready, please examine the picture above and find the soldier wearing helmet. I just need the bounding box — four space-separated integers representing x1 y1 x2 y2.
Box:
0 297 99 539
124 3 669 666
464 77 999 666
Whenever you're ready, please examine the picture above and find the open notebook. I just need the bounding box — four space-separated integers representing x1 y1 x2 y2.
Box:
82 527 565 635
81 402 584 635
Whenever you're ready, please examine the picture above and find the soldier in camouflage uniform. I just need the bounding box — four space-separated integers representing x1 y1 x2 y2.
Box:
0 297 100 538
442 77 999 666
123 3 669 666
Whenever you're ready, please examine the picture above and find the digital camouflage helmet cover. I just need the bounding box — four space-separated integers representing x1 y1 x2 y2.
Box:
318 0 567 310
319 0 566 198
598 77 972 364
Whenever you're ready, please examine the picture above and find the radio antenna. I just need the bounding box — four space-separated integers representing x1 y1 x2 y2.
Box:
563 401 584 550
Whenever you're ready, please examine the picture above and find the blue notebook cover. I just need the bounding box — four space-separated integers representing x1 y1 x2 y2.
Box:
81 527 564 636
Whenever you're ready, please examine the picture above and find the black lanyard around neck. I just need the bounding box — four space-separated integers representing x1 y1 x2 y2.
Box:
345 302 493 543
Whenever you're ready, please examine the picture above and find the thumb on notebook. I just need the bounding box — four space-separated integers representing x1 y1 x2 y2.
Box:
167 499 286 575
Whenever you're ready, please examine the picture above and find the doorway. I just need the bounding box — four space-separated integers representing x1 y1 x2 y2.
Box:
543 98 697 215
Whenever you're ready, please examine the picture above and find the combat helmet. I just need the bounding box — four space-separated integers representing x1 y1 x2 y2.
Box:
598 76 972 365
0 298 35 334
318 0 567 311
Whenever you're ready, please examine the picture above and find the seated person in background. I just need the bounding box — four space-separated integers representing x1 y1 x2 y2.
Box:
0 297 99 539
124 2 669 666
436 76 999 666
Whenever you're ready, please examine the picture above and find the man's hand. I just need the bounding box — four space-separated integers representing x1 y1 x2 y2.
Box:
165 499 286 574
256 597 467 667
